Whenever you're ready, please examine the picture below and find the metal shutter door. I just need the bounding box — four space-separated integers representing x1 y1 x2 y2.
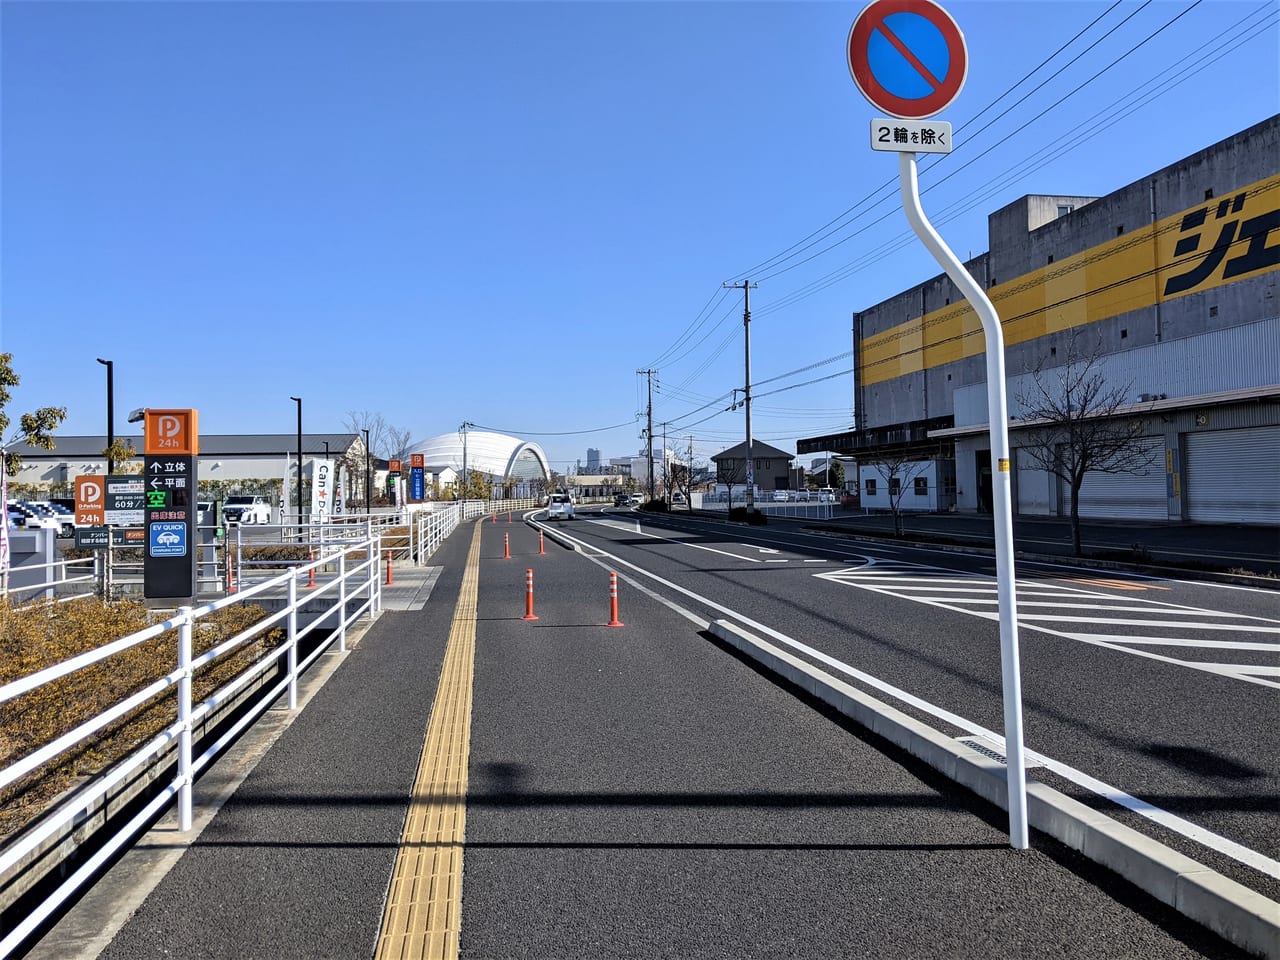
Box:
1185 426 1280 524
1076 438 1167 520
1015 449 1054 516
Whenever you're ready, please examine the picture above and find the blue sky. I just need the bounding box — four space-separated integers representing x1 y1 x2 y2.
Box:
3 0 1277 473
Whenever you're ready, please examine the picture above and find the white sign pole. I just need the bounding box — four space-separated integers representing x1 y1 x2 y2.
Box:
898 150 1029 849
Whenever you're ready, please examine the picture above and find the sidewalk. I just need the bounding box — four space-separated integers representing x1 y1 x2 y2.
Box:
27 518 1250 959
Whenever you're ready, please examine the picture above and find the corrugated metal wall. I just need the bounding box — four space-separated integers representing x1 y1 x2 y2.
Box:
1185 426 1280 524
1075 438 1167 520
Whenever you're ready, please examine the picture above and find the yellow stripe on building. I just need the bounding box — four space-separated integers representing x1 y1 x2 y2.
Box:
859 174 1280 387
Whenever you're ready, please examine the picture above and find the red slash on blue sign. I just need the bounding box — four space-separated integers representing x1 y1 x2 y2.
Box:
848 0 968 120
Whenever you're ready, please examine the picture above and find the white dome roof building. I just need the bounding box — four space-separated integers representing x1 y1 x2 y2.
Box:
409 430 550 497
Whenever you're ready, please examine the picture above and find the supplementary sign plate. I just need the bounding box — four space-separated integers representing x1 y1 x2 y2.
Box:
871 118 952 153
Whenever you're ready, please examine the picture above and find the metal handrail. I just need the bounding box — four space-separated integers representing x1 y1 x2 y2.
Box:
0 533 382 957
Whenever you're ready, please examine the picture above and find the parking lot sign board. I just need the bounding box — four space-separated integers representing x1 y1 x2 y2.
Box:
75 526 111 550
105 478 147 526
75 475 105 527
847 0 968 119
143 454 198 602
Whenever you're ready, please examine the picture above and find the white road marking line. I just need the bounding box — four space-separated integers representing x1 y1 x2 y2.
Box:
1074 634 1280 651
933 600 1271 617
816 570 1280 687
1015 615 1280 632
544 523 1280 879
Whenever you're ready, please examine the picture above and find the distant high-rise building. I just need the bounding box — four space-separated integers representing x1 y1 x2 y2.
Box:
587 447 601 472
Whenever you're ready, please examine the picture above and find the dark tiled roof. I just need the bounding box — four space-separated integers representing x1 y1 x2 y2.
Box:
708 440 794 461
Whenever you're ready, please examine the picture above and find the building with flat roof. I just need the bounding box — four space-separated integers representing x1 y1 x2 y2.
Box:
799 116 1279 525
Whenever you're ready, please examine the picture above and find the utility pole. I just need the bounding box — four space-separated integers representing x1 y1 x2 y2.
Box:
723 280 759 511
661 420 669 501
638 369 656 502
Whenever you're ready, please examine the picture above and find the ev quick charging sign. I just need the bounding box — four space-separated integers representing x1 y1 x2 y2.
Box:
149 522 187 557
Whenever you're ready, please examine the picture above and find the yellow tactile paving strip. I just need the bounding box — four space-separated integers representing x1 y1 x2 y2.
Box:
375 520 483 960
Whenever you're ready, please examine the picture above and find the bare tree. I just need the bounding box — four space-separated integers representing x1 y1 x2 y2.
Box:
867 452 929 537
1014 334 1157 556
343 410 411 460
717 455 746 508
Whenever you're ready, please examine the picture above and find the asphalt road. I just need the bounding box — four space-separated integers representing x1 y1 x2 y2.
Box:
555 507 1280 906
47 513 1263 959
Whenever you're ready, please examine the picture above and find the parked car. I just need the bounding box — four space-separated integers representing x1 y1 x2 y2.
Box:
671 492 686 504
7 501 63 534
222 495 271 525
772 490 790 502
628 494 643 505
33 501 77 537
816 487 838 502
547 493 575 520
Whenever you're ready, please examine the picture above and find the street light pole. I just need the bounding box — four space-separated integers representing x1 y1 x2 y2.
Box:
96 359 114 474
289 397 302 526
363 428 371 514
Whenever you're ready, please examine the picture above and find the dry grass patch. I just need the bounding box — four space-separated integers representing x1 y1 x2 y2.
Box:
0 596 284 840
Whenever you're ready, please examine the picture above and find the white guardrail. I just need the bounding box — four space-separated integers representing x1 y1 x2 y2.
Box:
693 493 838 520
0 532 385 955
0 498 541 954
1 500 537 605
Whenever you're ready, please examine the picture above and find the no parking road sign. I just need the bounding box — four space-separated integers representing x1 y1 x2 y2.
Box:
848 0 968 119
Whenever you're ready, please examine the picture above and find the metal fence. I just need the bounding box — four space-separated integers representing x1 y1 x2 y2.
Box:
0 532 382 956
692 492 838 520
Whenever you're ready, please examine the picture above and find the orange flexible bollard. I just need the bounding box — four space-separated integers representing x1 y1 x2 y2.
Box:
307 550 316 589
607 571 623 627
522 568 539 621
508 511 512 523
385 549 394 585
538 529 545 555
503 532 511 559
227 554 236 594
492 512 497 524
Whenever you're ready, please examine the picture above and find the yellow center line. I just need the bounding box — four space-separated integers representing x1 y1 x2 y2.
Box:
375 520 483 960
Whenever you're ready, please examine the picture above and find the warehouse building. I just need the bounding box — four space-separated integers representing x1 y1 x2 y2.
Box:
799 115 1279 526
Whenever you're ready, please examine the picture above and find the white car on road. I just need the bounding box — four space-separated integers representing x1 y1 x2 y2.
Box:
547 494 575 520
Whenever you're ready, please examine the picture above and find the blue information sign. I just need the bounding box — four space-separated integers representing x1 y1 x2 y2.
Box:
149 521 187 558
411 466 426 501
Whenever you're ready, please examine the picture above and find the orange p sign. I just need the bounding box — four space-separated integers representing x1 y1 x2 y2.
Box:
75 475 105 526
145 409 199 455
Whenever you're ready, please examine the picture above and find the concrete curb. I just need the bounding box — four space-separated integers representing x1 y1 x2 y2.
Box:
709 618 1280 959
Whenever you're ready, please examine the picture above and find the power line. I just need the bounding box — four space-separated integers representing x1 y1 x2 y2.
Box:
725 0 1133 284
471 418 640 437
747 1 1273 315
